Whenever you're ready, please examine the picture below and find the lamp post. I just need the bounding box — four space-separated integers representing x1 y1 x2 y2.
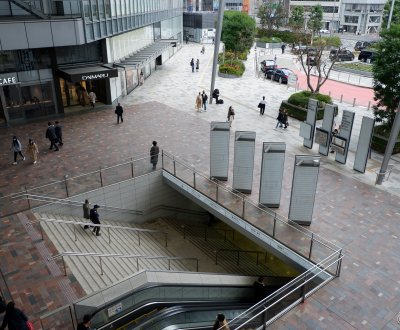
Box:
387 0 396 29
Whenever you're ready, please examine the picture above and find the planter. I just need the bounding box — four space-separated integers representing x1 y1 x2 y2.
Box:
218 71 242 78
371 132 400 154
256 41 282 49
279 101 337 121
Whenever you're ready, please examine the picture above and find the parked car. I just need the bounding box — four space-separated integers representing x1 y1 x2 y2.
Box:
292 45 318 56
354 41 371 51
319 29 329 34
260 59 277 75
266 68 296 84
306 56 317 66
358 49 377 63
329 49 355 62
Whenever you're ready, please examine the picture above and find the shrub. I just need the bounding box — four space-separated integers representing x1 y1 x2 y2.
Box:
219 60 245 76
371 126 400 153
218 51 248 63
288 91 332 109
258 36 282 43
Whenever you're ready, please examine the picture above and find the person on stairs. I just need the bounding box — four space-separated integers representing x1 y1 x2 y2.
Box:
89 204 101 236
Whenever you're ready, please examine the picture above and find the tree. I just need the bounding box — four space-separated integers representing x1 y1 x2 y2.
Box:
221 11 256 54
382 0 400 28
298 36 342 94
307 5 323 37
257 0 286 37
372 24 400 127
289 6 305 31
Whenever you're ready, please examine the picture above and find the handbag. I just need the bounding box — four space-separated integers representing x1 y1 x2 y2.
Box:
26 321 34 330
257 102 262 108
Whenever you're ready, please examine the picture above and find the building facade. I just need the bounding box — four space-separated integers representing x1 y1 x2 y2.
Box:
0 0 183 125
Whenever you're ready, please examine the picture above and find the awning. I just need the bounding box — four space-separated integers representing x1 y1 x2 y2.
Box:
57 65 118 83
117 40 174 68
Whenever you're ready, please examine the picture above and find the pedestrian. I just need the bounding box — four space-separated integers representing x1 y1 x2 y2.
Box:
282 110 289 129
196 59 199 72
195 92 202 112
55 121 63 146
201 45 205 54
281 43 286 54
139 70 144 85
83 199 91 229
227 106 235 127
212 89 220 104
150 141 159 170
88 90 96 108
330 128 339 153
77 314 92 330
275 110 284 128
10 136 25 165
27 138 39 164
212 313 230 330
190 58 194 73
258 96 266 115
115 102 124 124
201 90 208 111
90 205 101 236
46 122 59 151
0 301 30 330
185 35 189 44
253 276 266 301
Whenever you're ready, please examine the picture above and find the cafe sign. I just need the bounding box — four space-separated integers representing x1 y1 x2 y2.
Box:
0 75 18 86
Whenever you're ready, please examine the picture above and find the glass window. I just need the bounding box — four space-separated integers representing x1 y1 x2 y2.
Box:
116 0 121 15
91 0 99 20
104 0 111 17
98 0 105 18
0 51 17 73
83 0 91 19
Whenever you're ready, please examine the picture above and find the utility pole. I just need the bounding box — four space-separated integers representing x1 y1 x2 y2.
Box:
376 103 400 185
209 0 226 104
387 0 396 29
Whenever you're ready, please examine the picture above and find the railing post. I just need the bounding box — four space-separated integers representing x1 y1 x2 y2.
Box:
336 249 343 277
216 185 219 203
308 233 314 260
301 278 306 303
193 172 196 189
39 222 44 240
256 252 260 265
182 225 186 239
196 259 199 272
69 305 76 330
242 198 245 218
100 257 103 275
131 157 134 178
237 251 240 265
99 167 103 187
136 258 139 270
64 175 69 197
272 213 277 237
224 230 227 242
138 232 141 246
215 251 218 265
161 150 164 168
108 227 111 244
262 309 267 330
205 227 207 241
168 259 171 270
62 256 67 276
74 225 77 241
165 233 168 247
25 185 31 209
173 160 176 176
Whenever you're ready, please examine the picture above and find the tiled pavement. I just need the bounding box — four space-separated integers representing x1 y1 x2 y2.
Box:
0 42 400 329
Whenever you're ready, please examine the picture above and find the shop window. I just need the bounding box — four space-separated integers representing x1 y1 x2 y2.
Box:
0 51 17 73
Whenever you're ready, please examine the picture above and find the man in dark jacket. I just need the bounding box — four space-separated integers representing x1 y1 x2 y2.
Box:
115 103 124 124
0 302 29 330
90 205 101 236
150 141 159 170
55 121 63 146
46 122 59 151
201 91 208 112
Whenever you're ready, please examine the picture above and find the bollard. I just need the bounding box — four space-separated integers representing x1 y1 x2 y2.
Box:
340 94 343 103
353 98 356 107
367 101 371 111
329 91 331 96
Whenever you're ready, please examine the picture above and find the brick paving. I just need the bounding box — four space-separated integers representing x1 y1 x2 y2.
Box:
0 42 400 329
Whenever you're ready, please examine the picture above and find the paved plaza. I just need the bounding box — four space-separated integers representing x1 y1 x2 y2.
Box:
1 42 400 329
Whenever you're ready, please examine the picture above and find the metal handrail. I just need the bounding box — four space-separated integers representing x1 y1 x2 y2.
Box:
181 224 235 242
162 150 341 253
215 249 266 266
49 251 199 275
15 194 144 215
30 217 168 247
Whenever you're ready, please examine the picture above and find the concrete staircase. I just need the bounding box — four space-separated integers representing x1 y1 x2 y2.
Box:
34 212 192 294
147 217 277 277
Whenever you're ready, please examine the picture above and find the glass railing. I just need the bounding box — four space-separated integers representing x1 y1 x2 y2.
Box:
0 154 153 218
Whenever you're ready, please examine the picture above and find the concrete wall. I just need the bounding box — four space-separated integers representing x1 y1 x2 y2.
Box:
34 170 204 224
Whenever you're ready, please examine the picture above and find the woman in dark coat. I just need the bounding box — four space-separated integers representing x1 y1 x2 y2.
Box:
0 302 29 330
150 141 159 170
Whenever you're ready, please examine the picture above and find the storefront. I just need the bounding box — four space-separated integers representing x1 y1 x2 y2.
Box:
0 71 56 126
56 65 118 111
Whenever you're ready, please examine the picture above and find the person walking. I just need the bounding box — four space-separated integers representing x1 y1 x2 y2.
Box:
77 314 92 330
46 122 59 151
83 199 91 229
212 313 230 330
201 45 205 54
27 138 39 164
55 121 63 146
281 43 286 54
282 110 289 129
196 59 199 72
258 96 266 115
227 106 235 127
115 102 124 124
201 90 208 112
10 136 25 165
150 141 159 170
0 301 30 330
90 205 101 236
275 110 284 129
185 35 189 44
88 91 96 108
139 70 144 85
190 58 194 73
195 93 202 112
